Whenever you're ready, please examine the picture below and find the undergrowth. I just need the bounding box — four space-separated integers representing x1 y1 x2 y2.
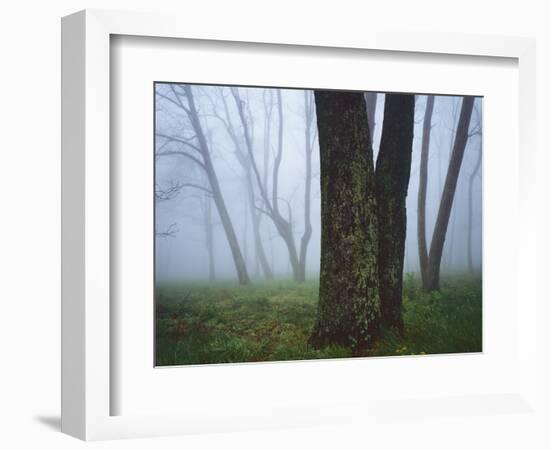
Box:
155 275 482 366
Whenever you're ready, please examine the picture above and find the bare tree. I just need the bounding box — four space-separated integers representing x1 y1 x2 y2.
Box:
231 88 315 282
156 84 250 285
205 88 274 280
417 95 435 287
467 108 483 274
425 96 476 291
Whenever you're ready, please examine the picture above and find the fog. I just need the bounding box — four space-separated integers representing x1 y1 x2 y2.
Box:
155 84 482 282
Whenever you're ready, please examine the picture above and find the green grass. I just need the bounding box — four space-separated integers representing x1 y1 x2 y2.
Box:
155 275 482 366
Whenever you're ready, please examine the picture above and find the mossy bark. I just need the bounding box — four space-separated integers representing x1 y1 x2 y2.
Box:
309 91 380 351
375 94 415 333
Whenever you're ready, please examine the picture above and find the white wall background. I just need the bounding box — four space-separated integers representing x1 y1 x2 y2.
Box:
0 1 548 449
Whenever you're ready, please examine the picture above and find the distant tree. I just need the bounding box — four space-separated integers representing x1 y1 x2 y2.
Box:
375 93 415 333
231 88 315 282
206 88 274 280
199 175 217 282
425 96 475 291
417 95 435 287
297 90 316 282
467 141 482 273
467 107 483 274
156 84 250 285
309 91 380 350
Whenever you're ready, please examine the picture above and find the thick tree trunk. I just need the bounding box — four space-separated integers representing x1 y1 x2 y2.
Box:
375 93 415 333
310 91 380 350
185 86 250 285
467 141 482 273
425 96 475 291
417 95 435 288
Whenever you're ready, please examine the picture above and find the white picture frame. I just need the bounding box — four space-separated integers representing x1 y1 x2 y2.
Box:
61 9 538 441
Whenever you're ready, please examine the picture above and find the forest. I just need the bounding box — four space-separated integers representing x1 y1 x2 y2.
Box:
154 83 483 366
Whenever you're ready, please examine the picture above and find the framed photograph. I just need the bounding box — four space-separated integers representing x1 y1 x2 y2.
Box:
62 9 538 441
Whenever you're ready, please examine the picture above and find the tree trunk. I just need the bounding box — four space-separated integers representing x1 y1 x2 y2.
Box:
375 93 415 333
310 91 380 350
297 90 315 282
417 95 435 288
233 88 304 282
467 141 482 273
184 86 250 285
203 195 216 282
425 96 475 291
245 162 274 280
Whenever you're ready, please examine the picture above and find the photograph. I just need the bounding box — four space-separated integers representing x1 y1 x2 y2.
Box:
154 83 483 366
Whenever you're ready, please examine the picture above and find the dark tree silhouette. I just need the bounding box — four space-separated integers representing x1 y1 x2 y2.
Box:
425 96 475 291
375 93 415 333
417 95 435 287
310 91 380 350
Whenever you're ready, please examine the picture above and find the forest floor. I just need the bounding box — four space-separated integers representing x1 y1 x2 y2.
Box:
155 275 482 366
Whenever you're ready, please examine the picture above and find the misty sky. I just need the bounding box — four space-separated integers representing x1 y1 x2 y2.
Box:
155 84 482 282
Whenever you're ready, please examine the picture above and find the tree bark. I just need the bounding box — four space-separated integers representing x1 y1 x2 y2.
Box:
310 91 380 350
425 96 475 291
375 93 415 333
417 95 435 287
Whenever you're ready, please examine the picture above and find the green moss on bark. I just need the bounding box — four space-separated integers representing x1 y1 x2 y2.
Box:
310 91 380 350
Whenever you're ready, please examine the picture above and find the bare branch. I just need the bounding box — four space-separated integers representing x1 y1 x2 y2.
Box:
155 181 184 202
156 132 201 153
155 223 179 238
155 149 206 170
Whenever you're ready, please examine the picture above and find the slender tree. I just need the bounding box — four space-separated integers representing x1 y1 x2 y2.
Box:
297 90 316 282
467 138 482 273
156 84 250 285
200 189 217 281
417 95 435 287
425 96 475 291
231 88 314 282
375 93 415 333
211 89 274 280
310 91 380 350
